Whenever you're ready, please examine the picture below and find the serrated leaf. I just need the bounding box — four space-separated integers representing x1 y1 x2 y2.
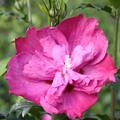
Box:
77 3 112 14
96 114 111 120
109 0 120 9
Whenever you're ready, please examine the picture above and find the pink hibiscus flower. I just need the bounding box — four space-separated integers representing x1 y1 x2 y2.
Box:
5 15 117 119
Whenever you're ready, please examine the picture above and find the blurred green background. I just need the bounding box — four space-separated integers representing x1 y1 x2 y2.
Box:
0 0 120 119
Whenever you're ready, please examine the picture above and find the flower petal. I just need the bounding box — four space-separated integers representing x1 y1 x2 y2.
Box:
71 45 95 68
52 45 66 64
16 27 68 58
23 51 62 80
15 27 44 54
62 91 98 118
38 27 68 58
84 54 117 82
41 90 98 119
81 54 117 93
58 15 108 64
5 53 50 105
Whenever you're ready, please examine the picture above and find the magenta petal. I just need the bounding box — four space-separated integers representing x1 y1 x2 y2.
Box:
62 91 98 118
15 27 44 54
58 15 108 64
71 45 95 68
41 114 52 120
23 51 61 80
5 53 50 105
84 54 117 82
40 97 59 114
43 90 98 119
38 27 68 58
16 27 68 58
82 54 117 93
52 45 66 64
51 72 64 87
57 15 98 50
71 45 84 68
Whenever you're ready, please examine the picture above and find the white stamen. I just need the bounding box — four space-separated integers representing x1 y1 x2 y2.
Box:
64 55 72 69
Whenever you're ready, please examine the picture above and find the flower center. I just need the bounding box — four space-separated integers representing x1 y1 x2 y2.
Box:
64 55 72 69
62 55 72 75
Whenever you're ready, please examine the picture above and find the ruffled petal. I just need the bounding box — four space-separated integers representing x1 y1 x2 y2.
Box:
62 91 98 118
15 27 45 54
23 51 62 80
80 54 117 93
58 15 108 65
16 27 68 58
41 90 98 119
84 54 117 82
52 45 66 64
37 27 68 58
5 53 50 105
71 45 95 68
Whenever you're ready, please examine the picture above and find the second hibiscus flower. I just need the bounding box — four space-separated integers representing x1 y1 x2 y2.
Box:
5 14 117 119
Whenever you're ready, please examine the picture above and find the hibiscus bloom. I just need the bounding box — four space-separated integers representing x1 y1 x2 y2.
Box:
5 15 117 119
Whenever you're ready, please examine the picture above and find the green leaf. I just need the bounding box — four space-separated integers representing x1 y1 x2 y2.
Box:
83 118 98 120
77 3 113 14
109 0 120 9
9 99 44 119
117 68 120 76
96 114 111 120
29 106 43 119
0 57 10 76
38 3 49 16
22 107 31 117
9 100 33 117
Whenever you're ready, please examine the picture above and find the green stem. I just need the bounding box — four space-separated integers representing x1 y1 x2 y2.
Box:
27 0 32 26
114 9 120 63
49 0 52 9
110 8 120 120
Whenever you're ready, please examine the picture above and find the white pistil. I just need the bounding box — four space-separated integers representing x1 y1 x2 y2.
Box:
63 55 72 75
64 55 72 69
